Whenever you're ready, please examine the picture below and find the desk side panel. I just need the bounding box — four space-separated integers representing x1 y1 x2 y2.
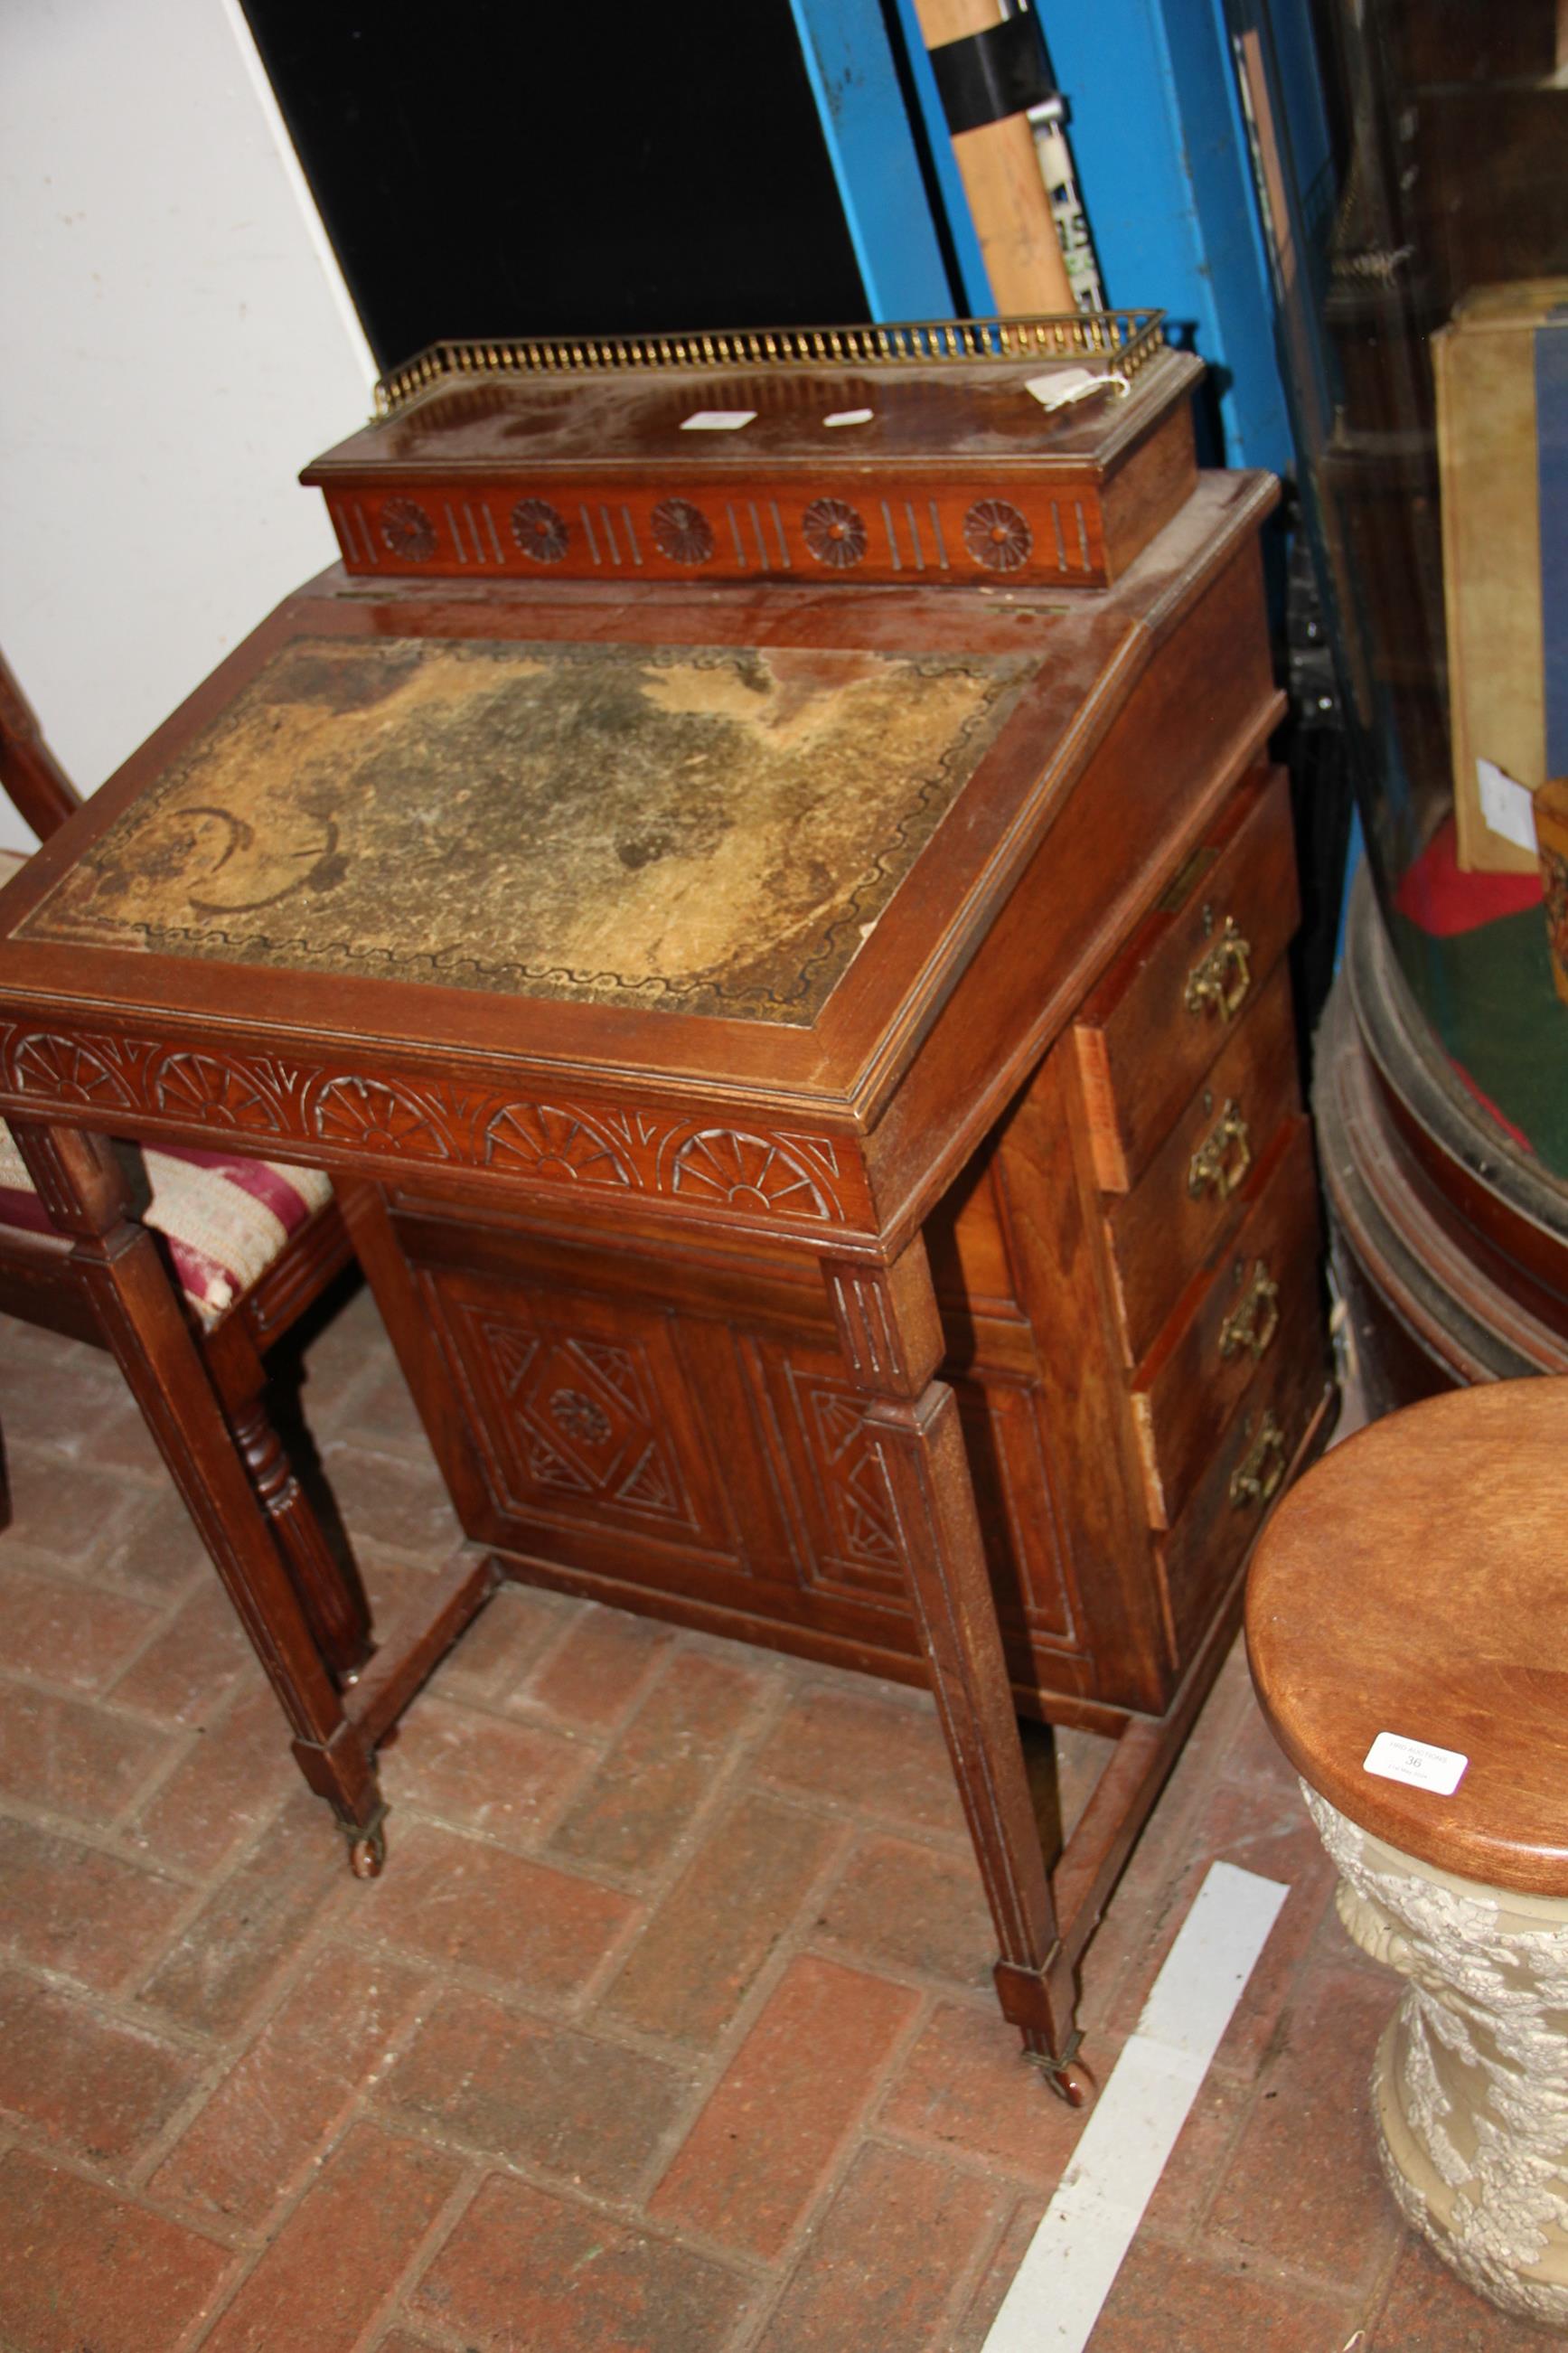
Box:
862 528 1282 1248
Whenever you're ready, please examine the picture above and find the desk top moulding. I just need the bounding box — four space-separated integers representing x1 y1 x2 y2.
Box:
304 311 1199 591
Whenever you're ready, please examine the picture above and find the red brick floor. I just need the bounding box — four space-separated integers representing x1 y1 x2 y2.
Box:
0 1285 1554 2351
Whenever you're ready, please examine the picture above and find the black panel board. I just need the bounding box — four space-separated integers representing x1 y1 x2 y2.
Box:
241 0 869 370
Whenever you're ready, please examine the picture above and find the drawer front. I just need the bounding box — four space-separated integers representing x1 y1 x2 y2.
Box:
1159 1330 1330 1668
1074 768 1300 1191
1104 963 1301 1366
1131 1118 1322 1529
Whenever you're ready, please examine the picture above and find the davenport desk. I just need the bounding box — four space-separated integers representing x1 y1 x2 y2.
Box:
0 321 1332 2093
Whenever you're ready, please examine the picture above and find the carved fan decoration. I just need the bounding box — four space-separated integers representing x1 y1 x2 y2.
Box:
510 498 568 563
11 1032 132 1109
311 1076 454 1157
802 497 868 569
963 499 1033 572
380 497 437 561
153 1050 286 1132
651 498 715 564
669 1128 832 1219
483 1103 632 1187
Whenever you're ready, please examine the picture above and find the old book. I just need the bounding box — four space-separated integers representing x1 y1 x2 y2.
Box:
1434 279 1568 873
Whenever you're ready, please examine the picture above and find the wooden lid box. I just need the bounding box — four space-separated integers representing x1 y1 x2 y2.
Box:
304 312 1200 593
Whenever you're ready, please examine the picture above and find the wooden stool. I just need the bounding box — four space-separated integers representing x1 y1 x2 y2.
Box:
1246 1379 1568 2332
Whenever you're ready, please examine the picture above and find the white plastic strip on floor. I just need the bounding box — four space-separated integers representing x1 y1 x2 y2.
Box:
982 1860 1290 2353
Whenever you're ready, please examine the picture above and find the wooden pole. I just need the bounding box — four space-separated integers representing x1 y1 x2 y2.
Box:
911 0 1076 314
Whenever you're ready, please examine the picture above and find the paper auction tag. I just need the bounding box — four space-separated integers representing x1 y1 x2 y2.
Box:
681 409 756 431
1477 757 1538 854
1025 366 1121 411
1364 1731 1469 1796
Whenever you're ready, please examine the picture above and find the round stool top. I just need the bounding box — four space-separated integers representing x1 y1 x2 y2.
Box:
1246 1379 1568 1895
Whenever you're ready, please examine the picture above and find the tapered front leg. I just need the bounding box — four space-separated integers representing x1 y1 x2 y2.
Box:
822 1238 1084 2095
7 1119 382 1852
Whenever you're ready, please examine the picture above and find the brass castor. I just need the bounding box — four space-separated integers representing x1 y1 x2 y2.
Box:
1028 2034 1090 2108
1048 2062 1090 2110
347 1821 387 1880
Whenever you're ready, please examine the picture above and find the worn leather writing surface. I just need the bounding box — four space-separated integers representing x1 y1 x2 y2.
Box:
25 635 1035 1023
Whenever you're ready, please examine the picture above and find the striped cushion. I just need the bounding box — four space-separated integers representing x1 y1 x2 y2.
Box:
0 1127 333 1326
0 846 333 1322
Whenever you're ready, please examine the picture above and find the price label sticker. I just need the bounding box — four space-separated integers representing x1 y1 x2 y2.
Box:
1025 366 1121 411
1476 757 1538 853
1363 1731 1469 1796
822 408 874 428
681 409 756 431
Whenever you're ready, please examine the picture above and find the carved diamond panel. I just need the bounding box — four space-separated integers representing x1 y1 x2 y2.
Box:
753 1344 908 1610
426 1271 734 1553
810 1389 901 1568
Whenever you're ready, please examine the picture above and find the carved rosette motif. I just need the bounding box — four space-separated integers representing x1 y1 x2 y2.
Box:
549 1387 612 1445
510 497 568 563
650 498 715 565
1303 1784 1568 2329
380 497 437 561
0 1026 857 1224
802 497 868 569
963 499 1032 573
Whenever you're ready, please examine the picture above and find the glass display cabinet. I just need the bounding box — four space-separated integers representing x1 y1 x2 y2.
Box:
1252 0 1568 1401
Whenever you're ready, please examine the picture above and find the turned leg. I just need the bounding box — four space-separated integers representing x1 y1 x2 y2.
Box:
9 1118 383 1861
823 1238 1084 2096
230 1387 372 1682
209 1314 373 1682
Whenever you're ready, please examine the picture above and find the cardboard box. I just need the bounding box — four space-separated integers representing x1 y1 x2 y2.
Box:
1433 280 1568 872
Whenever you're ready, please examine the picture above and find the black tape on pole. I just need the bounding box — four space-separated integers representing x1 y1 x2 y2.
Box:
928 14 1057 136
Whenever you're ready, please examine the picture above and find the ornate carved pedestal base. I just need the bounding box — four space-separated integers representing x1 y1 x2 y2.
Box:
1304 1787 1568 2333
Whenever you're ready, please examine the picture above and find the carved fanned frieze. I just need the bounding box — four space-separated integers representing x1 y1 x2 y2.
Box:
0 1023 867 1227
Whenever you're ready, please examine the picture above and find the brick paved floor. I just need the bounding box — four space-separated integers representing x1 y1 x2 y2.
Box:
0 1281 1554 2351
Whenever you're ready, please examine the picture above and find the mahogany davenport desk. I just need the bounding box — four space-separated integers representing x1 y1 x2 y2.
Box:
0 329 1330 2091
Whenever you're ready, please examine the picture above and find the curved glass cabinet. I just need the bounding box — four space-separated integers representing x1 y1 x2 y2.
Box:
1236 0 1568 1395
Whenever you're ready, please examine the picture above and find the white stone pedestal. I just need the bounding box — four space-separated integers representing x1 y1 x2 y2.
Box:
1303 1785 1568 2332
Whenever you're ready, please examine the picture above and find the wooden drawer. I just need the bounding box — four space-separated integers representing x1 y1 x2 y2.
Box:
1073 768 1300 1191
1159 1322 1331 1668
1104 963 1301 1365
1131 1117 1322 1529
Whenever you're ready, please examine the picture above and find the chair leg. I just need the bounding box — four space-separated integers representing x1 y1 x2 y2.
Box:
7 1116 383 1857
230 1379 373 1682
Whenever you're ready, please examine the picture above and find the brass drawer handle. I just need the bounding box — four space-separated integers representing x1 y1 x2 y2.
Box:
1187 1100 1253 1201
1229 1409 1286 1511
1185 916 1253 1020
1219 1258 1280 1362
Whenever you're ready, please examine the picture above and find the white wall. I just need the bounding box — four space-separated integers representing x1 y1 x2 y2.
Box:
0 0 376 847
